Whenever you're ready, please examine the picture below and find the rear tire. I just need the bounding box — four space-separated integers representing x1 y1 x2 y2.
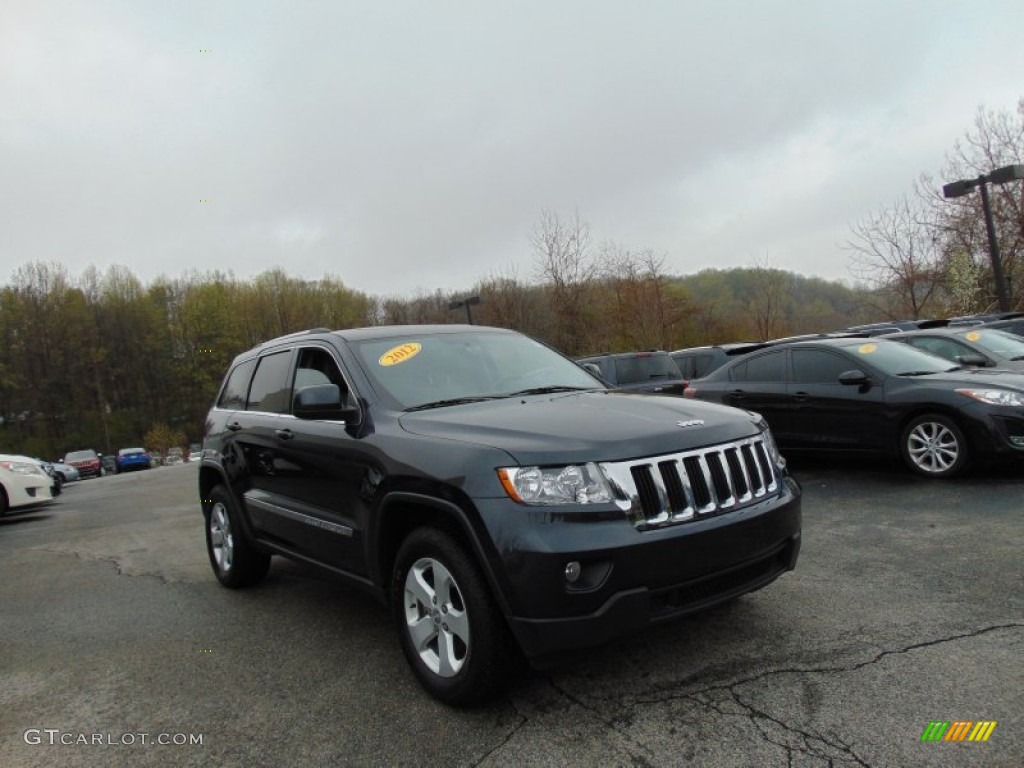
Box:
205 485 270 588
901 414 968 478
392 528 509 706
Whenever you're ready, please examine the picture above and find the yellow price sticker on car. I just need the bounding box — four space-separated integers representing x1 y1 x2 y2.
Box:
379 342 422 366
966 331 981 341
858 343 877 354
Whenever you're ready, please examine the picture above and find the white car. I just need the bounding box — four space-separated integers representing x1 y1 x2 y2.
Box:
0 454 57 516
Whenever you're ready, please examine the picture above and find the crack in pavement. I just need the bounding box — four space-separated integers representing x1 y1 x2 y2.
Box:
32 546 173 584
469 698 529 768
470 677 658 768
626 622 1022 706
562 623 1022 766
545 676 658 768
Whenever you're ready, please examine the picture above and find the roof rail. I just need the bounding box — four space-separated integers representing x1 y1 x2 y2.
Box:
255 327 333 349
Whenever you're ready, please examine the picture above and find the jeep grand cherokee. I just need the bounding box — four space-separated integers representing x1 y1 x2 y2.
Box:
199 325 801 704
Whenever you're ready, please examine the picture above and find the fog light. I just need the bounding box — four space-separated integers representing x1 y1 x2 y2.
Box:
564 561 581 584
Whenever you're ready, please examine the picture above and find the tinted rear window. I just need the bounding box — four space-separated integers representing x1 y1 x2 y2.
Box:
613 354 680 384
218 359 256 410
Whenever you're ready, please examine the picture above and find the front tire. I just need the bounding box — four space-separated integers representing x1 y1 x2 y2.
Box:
901 414 968 478
205 485 270 588
392 528 508 706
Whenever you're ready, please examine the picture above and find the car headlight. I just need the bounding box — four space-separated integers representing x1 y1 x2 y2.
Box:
956 388 1024 407
755 417 785 468
0 460 44 476
497 463 614 505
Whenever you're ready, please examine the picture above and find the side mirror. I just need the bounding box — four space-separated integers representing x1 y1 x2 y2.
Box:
957 354 988 367
293 384 360 422
838 369 871 386
581 362 602 377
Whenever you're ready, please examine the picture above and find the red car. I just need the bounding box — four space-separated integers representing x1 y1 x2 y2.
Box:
63 449 102 479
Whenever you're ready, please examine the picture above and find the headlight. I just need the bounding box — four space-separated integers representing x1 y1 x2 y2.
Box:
956 388 1024 407
0 460 44 476
755 418 785 468
497 463 614 505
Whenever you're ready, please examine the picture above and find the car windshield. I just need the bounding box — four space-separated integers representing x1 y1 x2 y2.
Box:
350 330 604 410
957 329 1024 360
838 339 954 375
613 354 680 384
65 450 95 461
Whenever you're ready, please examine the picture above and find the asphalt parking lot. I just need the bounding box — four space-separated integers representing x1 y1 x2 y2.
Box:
1 459 1021 767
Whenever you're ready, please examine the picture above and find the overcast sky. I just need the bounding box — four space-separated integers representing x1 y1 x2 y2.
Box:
2 1 1022 298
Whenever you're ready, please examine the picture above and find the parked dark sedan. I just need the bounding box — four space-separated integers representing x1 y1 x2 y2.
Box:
885 327 1024 372
684 337 1024 478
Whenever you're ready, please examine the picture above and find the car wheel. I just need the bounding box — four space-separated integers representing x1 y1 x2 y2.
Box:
392 528 508 706
901 414 968 478
0 487 8 517
205 485 270 588
52 474 63 496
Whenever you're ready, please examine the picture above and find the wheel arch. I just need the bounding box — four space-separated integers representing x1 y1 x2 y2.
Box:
372 492 513 618
896 406 975 454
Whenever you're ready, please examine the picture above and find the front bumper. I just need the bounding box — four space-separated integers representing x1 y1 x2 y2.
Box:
3 477 56 510
476 478 801 659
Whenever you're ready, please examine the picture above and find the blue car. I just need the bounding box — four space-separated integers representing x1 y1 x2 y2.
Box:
115 447 152 473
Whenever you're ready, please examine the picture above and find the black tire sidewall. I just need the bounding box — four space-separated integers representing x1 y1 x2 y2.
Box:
205 485 270 588
391 528 506 706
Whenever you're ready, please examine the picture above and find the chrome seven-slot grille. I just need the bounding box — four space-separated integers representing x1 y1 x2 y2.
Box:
601 435 778 530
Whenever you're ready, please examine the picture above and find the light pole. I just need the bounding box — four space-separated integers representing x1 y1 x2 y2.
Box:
942 163 1024 312
448 295 481 324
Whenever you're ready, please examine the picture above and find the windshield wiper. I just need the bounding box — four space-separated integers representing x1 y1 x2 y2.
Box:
507 385 593 396
896 370 942 376
404 396 502 412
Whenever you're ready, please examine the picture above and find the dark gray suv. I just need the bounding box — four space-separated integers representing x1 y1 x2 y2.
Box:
199 325 802 704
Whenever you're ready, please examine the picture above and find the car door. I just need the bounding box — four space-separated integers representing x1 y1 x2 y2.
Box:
263 345 373 575
228 349 298 546
786 348 888 451
721 349 794 440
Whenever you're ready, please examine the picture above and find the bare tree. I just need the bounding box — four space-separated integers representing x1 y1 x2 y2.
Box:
845 195 942 319
746 253 790 339
598 244 690 351
917 99 1024 310
531 209 596 355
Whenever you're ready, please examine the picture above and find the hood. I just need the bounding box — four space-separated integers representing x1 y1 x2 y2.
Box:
919 367 1024 390
398 390 761 465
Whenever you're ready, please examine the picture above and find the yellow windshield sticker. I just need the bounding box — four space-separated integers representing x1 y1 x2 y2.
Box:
858 343 877 354
965 331 981 341
379 342 422 367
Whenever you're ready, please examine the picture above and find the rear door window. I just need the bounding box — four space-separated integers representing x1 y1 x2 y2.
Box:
731 350 786 382
246 351 294 413
217 359 256 409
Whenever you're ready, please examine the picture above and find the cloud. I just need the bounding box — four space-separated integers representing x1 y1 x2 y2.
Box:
2 1 1022 295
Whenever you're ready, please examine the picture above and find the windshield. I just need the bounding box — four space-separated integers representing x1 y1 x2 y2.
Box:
65 450 96 461
957 329 1024 360
350 330 604 410
838 339 954 375
613 353 681 384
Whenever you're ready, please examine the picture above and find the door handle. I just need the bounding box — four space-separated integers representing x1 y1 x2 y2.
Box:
792 392 809 403
275 428 295 440
226 421 242 432
728 389 745 400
